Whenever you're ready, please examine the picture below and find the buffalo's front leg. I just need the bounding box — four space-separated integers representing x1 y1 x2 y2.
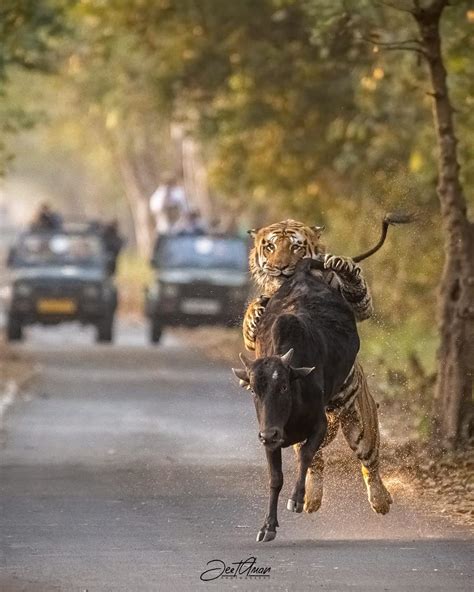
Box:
257 447 283 542
288 419 327 513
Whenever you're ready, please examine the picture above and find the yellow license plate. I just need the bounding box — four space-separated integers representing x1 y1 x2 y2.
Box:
37 298 77 314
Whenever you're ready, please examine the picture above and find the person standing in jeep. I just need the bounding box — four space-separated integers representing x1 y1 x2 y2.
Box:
101 219 125 275
149 174 189 237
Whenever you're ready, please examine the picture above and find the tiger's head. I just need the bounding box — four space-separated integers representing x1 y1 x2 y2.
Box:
248 219 325 293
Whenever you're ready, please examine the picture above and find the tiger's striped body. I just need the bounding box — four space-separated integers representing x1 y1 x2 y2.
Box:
244 220 373 352
243 219 392 515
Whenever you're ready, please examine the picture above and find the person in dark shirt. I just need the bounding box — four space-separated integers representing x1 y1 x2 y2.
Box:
101 219 124 275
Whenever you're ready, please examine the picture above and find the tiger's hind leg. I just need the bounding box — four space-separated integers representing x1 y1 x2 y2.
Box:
339 362 393 515
295 411 339 513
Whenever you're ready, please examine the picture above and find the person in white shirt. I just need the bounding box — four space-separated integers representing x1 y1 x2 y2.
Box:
149 175 189 235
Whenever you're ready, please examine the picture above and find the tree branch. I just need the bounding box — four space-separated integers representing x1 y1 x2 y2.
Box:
365 37 423 47
381 45 426 56
375 1 415 14
412 0 448 19
360 36 427 57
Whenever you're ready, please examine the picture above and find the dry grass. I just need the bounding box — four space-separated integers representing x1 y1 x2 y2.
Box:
115 251 153 318
383 441 474 531
0 341 34 387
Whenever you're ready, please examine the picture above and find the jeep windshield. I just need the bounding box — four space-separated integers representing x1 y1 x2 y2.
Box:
154 235 248 271
10 232 105 268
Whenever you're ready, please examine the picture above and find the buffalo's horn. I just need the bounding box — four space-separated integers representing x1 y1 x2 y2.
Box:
280 348 294 366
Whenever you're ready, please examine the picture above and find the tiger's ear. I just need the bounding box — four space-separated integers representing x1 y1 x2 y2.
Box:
247 228 259 238
311 225 325 238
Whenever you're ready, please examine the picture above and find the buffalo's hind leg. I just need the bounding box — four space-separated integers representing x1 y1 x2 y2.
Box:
340 364 393 515
300 411 340 513
257 447 283 542
288 416 327 514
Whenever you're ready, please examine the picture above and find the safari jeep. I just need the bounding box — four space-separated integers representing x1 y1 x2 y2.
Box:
145 233 249 344
5 225 118 342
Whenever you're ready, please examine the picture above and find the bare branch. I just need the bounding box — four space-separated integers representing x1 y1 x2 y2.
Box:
364 37 423 47
412 0 449 19
360 36 427 57
376 1 415 14
381 45 427 56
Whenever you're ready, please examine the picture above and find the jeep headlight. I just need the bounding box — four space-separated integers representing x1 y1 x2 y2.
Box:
83 284 100 299
15 282 32 297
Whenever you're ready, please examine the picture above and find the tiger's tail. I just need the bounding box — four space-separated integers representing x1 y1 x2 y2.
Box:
352 212 415 263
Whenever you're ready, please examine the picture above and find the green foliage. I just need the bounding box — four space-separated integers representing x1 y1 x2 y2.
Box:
0 0 71 172
0 0 69 75
2 0 473 383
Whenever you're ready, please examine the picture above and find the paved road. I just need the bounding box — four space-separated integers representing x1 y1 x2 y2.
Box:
0 322 472 591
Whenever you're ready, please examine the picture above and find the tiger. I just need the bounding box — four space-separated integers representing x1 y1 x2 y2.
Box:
243 219 392 515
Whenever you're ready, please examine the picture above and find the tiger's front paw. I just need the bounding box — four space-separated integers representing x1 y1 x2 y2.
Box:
324 254 361 277
243 295 269 351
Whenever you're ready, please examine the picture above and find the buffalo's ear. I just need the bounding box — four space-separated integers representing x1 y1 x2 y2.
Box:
232 367 248 382
232 367 250 389
290 366 316 381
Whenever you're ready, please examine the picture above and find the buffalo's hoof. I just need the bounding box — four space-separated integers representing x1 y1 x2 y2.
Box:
287 499 304 513
256 528 276 542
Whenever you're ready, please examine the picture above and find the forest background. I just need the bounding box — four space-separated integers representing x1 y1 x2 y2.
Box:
1 0 473 445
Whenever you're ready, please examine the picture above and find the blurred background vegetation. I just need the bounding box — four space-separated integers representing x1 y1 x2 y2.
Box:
1 1 473 431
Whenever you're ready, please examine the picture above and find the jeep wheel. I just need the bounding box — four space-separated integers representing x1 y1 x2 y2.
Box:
7 316 23 341
150 320 163 344
96 314 114 343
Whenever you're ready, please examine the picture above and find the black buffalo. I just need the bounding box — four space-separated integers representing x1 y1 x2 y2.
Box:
233 258 360 542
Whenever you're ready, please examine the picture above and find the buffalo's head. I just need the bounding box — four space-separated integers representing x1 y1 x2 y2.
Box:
232 348 315 450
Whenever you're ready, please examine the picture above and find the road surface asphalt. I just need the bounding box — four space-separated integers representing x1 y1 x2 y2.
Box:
0 321 472 591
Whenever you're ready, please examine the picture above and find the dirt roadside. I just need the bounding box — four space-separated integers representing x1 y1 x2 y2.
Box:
0 341 37 431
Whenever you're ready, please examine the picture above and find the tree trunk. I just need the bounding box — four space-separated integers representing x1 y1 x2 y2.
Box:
182 135 212 222
413 0 474 448
116 149 155 258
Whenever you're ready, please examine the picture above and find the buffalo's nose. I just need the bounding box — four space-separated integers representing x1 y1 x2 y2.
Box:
258 429 279 444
